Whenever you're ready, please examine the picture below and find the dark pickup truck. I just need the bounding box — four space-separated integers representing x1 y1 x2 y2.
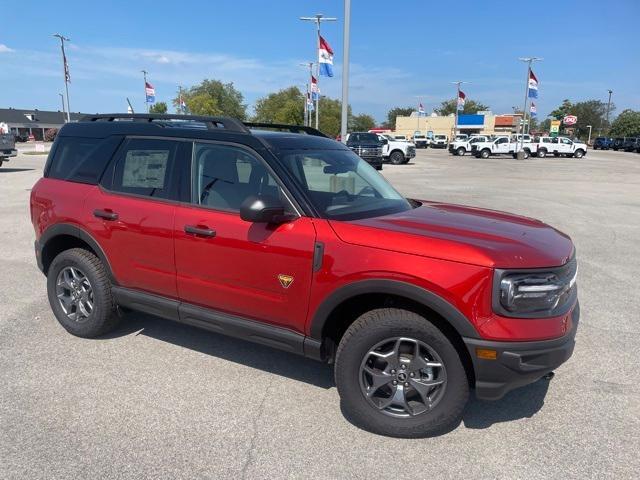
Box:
0 133 18 167
346 132 384 170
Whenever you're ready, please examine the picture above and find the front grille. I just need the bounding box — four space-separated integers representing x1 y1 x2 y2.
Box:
352 146 382 158
408 146 416 155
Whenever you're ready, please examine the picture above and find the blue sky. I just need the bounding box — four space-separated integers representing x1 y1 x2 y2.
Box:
1 0 638 123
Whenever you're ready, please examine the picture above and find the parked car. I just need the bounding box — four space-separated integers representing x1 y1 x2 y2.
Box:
378 134 416 164
592 137 612 150
536 136 588 158
0 132 17 168
31 113 579 438
454 134 468 142
448 135 492 156
345 132 384 170
611 138 626 151
431 134 448 149
413 134 429 149
14 133 29 143
471 136 537 159
622 137 639 152
393 134 408 141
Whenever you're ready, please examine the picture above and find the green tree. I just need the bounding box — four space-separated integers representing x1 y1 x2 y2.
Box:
570 100 612 138
253 86 304 125
317 97 351 138
349 113 376 132
174 79 246 119
549 99 573 120
538 118 551 133
435 99 489 116
609 110 640 137
149 102 168 114
384 107 414 129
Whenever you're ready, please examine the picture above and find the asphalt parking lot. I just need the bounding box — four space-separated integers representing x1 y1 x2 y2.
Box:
1 146 639 479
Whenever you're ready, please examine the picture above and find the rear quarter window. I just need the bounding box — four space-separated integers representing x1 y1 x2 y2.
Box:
46 136 121 184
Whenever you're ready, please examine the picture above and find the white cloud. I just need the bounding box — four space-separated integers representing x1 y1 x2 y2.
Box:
0 44 15 53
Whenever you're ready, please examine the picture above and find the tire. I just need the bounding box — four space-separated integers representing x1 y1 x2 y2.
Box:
574 149 584 158
553 152 560 157
480 149 490 159
335 308 469 438
47 248 119 338
456 147 466 156
389 151 405 165
538 148 547 158
523 149 531 159
0 159 3 168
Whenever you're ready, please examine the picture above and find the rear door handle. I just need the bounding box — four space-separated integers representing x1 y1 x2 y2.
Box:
184 225 216 237
93 209 119 221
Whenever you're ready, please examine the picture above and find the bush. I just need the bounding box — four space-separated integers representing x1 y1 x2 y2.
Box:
44 128 58 142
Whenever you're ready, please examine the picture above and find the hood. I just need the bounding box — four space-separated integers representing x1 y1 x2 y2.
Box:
330 201 574 269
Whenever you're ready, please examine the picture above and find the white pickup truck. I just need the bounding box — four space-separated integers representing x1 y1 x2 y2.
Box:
448 135 492 156
471 136 537 159
377 134 416 164
0 123 17 168
536 136 588 158
431 134 448 149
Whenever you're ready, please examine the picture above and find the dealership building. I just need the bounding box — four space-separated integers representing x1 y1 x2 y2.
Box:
0 108 86 140
395 112 524 138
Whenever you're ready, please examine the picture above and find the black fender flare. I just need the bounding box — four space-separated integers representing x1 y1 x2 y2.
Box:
308 279 479 340
37 223 116 283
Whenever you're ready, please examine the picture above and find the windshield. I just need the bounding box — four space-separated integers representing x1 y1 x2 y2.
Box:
278 149 412 221
435 135 446 140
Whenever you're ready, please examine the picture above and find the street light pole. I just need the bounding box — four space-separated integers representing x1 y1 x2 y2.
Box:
451 81 468 141
586 125 592 144
141 70 149 113
59 93 66 123
517 57 542 157
605 89 613 133
53 34 71 123
340 0 351 143
298 62 315 126
300 13 337 130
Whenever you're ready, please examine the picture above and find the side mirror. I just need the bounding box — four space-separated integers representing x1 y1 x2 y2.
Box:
381 139 388 145
240 195 289 223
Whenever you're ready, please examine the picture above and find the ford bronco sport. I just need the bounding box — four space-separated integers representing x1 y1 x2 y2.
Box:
31 114 579 438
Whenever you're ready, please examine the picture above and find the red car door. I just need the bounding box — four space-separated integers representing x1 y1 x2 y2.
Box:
85 137 188 298
173 142 316 332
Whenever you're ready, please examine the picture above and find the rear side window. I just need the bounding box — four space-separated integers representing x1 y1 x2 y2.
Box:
46 136 118 184
110 138 183 199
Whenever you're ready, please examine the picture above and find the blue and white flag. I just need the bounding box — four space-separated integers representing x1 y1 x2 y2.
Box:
318 35 334 77
307 92 315 112
311 75 319 101
528 70 538 99
530 102 537 117
418 102 425 116
145 82 156 103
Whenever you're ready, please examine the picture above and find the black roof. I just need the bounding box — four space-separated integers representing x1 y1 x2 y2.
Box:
0 108 87 125
58 114 348 152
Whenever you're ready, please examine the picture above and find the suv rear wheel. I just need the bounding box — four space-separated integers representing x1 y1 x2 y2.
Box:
456 147 466 156
47 248 119 338
335 308 468 438
480 149 490 159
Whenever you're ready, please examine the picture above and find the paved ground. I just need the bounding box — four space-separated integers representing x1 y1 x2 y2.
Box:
1 146 639 479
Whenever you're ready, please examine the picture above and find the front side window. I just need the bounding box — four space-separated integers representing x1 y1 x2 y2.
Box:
561 138 572 145
111 138 181 199
279 148 411 221
191 143 282 212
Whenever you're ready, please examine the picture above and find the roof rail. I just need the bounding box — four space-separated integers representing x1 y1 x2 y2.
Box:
244 122 328 138
81 113 250 133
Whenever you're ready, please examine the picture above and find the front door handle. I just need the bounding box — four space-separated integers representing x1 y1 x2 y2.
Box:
184 225 216 237
94 209 119 221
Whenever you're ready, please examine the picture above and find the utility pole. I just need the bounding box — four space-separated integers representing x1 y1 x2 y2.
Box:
141 70 149 113
340 0 351 143
605 89 613 133
177 85 184 114
59 93 66 123
451 81 469 141
300 13 337 130
517 57 542 158
414 95 427 135
53 34 71 122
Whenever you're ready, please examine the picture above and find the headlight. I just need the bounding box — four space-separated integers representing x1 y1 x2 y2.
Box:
494 258 577 318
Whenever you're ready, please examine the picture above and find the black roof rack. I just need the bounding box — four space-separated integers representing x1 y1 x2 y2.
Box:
244 122 328 138
81 113 250 133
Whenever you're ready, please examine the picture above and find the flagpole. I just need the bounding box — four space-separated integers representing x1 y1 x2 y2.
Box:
518 57 542 156
451 81 468 141
53 34 71 123
303 83 309 126
178 85 183 114
141 70 149 113
300 14 336 131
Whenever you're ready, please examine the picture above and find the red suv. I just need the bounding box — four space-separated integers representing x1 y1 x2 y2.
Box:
31 114 579 437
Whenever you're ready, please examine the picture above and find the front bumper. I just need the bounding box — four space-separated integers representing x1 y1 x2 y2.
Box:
463 302 579 400
1 148 17 158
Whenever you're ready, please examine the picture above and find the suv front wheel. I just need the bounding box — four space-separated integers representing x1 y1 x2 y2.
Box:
335 308 469 437
389 151 405 165
47 248 120 338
